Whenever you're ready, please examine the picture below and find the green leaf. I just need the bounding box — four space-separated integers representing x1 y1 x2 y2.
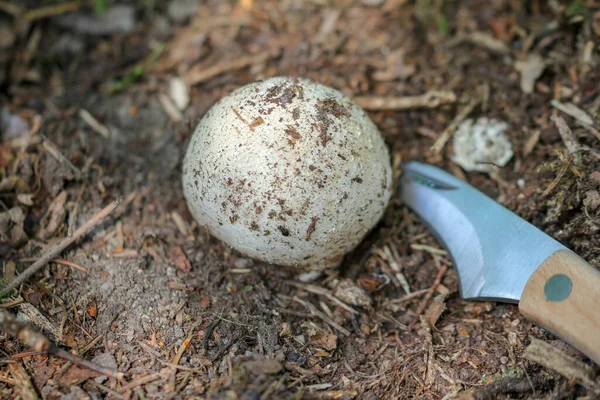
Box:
436 14 449 36
565 1 587 17
94 0 106 14
109 43 165 93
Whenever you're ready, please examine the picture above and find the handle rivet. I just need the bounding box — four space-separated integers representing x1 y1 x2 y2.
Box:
544 274 572 302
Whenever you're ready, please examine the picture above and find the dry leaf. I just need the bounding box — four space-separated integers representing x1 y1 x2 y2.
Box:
17 193 34 206
199 295 210 308
312 333 337 351
0 207 28 247
58 365 100 387
523 129 541 156
515 54 546 94
551 100 594 126
168 246 192 272
313 350 332 358
40 191 68 239
424 293 447 327
333 279 372 308
5 260 15 283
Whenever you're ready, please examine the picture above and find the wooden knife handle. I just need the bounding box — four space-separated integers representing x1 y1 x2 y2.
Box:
519 249 600 364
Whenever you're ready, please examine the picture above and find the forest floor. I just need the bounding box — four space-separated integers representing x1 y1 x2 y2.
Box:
0 0 599 399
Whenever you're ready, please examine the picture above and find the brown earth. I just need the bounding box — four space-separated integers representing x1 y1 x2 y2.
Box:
0 0 599 399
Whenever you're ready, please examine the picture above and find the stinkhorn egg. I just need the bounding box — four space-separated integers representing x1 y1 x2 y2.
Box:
182 76 392 269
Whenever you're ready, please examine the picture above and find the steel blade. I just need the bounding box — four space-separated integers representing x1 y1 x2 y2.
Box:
400 161 566 302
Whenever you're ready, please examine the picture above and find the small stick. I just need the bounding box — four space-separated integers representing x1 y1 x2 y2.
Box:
293 296 350 336
354 90 457 111
430 98 479 154
0 310 124 378
541 156 571 198
50 346 123 378
410 244 447 256
210 331 242 362
2 198 121 295
201 319 221 356
79 109 110 139
118 372 162 394
0 297 25 309
385 288 429 305
409 260 448 328
183 50 275 86
172 320 202 366
89 381 125 399
524 338 600 395
41 136 82 180
8 363 38 400
285 281 359 315
19 258 88 273
23 1 81 21
9 351 43 359
0 1 23 16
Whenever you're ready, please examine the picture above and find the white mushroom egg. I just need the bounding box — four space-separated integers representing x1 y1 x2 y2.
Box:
182 76 392 269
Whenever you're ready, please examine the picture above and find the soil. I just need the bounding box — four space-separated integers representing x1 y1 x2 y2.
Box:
0 0 599 399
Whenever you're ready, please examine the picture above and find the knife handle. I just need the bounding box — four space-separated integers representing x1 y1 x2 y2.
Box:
519 249 600 364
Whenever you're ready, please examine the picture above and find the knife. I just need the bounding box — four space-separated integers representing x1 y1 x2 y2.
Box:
400 161 600 365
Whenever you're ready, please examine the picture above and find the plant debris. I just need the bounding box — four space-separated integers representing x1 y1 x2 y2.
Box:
0 0 599 398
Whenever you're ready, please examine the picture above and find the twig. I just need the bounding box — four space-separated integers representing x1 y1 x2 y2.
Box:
409 260 448 328
201 319 221 356
8 362 39 400
41 136 82 180
552 115 581 155
579 121 600 142
10 351 44 359
467 377 550 400
23 1 80 22
19 258 88 273
158 94 183 122
276 308 315 319
541 156 571 198
410 244 447 256
172 320 202 366
0 375 16 385
384 288 430 306
0 297 25 309
373 247 411 294
0 309 124 379
285 281 358 315
79 109 110 139
210 331 242 362
466 32 510 54
354 90 457 110
118 372 163 394
183 50 276 86
89 381 125 399
523 338 600 395
51 346 123 378
293 296 350 336
0 1 23 16
2 198 121 295
430 99 479 154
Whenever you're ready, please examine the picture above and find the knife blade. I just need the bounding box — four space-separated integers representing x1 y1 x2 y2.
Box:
400 161 600 365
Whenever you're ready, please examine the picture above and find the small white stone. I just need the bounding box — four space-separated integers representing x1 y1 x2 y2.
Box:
297 270 322 282
452 117 513 173
517 178 525 188
169 77 190 111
